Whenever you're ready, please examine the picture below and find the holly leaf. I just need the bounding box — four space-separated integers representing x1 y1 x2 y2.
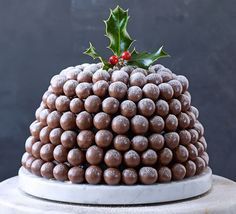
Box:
104 6 134 56
127 46 170 69
84 42 111 70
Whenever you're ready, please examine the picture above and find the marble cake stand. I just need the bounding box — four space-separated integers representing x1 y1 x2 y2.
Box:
18 167 212 205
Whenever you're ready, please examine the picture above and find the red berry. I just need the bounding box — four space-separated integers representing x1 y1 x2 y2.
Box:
109 55 119 65
121 51 131 60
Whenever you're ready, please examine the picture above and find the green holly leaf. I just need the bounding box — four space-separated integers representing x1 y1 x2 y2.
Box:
84 42 111 70
104 6 134 56
127 46 170 69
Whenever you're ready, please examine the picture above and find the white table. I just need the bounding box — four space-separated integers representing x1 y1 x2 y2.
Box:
0 175 236 214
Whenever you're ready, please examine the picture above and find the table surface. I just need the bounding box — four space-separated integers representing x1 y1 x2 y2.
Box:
0 175 236 214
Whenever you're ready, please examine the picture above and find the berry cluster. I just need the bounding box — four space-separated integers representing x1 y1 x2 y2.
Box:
109 51 131 65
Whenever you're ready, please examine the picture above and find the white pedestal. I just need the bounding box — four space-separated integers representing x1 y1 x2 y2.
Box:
0 175 236 214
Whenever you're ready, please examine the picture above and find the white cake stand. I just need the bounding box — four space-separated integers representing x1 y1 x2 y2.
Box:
18 167 212 205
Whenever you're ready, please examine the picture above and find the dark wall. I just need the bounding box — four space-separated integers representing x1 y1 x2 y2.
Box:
0 0 235 181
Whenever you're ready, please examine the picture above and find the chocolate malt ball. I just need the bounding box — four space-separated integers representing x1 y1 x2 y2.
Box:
194 157 206 175
108 81 127 100
39 109 51 125
201 152 209 166
49 128 63 145
141 149 158 166
104 149 122 167
75 82 92 99
77 130 95 149
92 69 110 83
25 136 36 153
30 121 44 139
159 148 173 165
120 65 134 75
130 72 147 87
53 163 69 181
76 111 93 130
53 145 68 163
164 132 180 150
111 70 129 84
47 111 61 129
61 130 77 149
64 67 81 80
174 145 189 163
50 75 67 95
32 141 43 158
124 150 140 167
67 148 85 166
146 73 162 85
86 145 103 165
31 159 44 176
159 83 174 100
40 143 55 162
131 68 147 76
127 86 143 102
138 98 155 117
165 114 178 132
112 115 130 134
199 137 207 150
104 168 121 185
178 94 191 112
194 122 204 137
113 135 131 152
189 129 199 143
41 162 55 179
92 80 109 97
149 116 165 133
85 165 103 184
159 71 173 82
156 99 169 117
63 80 78 97
102 97 119 114
187 144 198 161
122 168 138 185
25 156 36 170
187 111 196 128
139 167 158 185
77 70 93 83
190 106 199 119
39 126 51 144
95 130 113 147
142 83 160 101
120 100 137 118
169 99 182 115
168 80 183 97
149 134 164 151
84 95 101 113
176 75 189 92
70 98 84 114
131 115 149 134
179 130 191 146
131 136 148 152
55 96 70 112
171 163 186 180
158 167 172 183
35 106 45 121
185 160 196 177
68 167 85 183
46 93 57 110
42 91 52 104
60 112 76 130
195 142 205 156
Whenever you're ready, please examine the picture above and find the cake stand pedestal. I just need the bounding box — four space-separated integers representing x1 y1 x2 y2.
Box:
0 174 236 214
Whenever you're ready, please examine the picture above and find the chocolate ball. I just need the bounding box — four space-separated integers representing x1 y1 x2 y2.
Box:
131 115 149 134
113 135 131 152
189 129 199 143
104 168 121 185
159 83 174 100
86 145 103 165
131 136 148 152
124 150 140 167
63 80 78 97
95 130 113 147
174 145 189 163
35 106 45 121
53 164 69 181
149 134 164 151
92 69 110 83
76 111 93 130
25 156 36 170
39 109 51 125
64 67 81 80
169 99 182 115
176 75 189 92
41 162 55 179
77 70 93 83
61 130 77 149
21 153 31 168
92 80 109 97
47 111 61 129
187 111 196 128
68 167 85 183
168 80 183 97
185 160 196 177
159 148 173 165
30 121 44 139
201 152 209 166
112 115 130 134
75 83 92 99
179 130 191 146
131 68 147 76
53 145 68 163
142 83 160 101
85 165 103 184
111 70 129 84
31 159 44 176
190 106 199 119
178 94 191 112
55 96 70 112
194 157 206 175
141 149 158 166
104 149 122 167
139 167 158 185
187 144 198 161
42 91 52 104
67 148 85 166
39 126 51 144
108 81 127 100
195 142 205 156
25 136 36 153
93 112 111 130
31 141 43 158
49 128 63 145
70 98 84 114
199 137 207 150
164 132 180 150
40 143 54 161
84 95 101 113
102 97 119 114
127 86 143 102
77 130 94 149
120 100 137 118
122 168 138 185
149 116 165 133
165 114 178 131
138 98 155 117
146 73 162 85
158 167 172 182
159 71 173 82
130 72 147 87
60 112 76 130
194 122 204 137
46 93 57 110
156 99 169 117
50 75 67 95
120 65 134 75
171 163 186 180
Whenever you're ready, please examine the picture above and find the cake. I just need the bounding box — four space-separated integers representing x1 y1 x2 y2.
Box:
21 6 209 186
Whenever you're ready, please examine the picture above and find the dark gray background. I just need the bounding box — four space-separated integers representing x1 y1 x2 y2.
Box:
0 0 235 181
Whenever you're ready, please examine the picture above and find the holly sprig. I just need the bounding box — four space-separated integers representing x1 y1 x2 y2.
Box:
84 6 169 70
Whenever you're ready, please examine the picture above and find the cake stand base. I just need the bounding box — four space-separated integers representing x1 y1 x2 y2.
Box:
18 167 212 205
